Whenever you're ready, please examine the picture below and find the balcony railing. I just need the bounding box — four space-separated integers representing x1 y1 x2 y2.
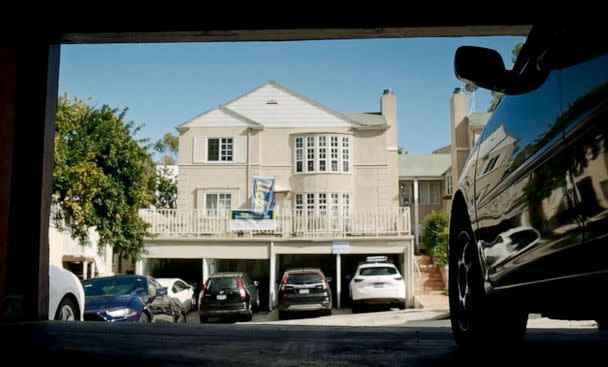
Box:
140 207 410 239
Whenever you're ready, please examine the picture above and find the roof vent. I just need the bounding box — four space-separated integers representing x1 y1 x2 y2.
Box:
266 100 278 105
383 89 394 95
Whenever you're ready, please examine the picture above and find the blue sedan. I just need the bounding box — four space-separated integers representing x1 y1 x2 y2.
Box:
82 275 187 323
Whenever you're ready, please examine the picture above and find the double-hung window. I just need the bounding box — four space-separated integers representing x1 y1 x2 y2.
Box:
208 138 233 162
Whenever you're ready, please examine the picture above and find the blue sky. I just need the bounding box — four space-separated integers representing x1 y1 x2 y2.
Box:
59 36 524 154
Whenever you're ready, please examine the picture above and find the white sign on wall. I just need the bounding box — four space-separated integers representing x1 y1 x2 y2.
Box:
332 241 351 254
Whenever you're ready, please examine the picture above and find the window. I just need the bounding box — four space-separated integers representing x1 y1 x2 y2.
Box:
483 155 500 174
445 175 453 196
330 193 339 213
307 136 315 172
295 137 303 172
208 138 233 162
294 192 350 214
318 193 327 212
294 135 350 174
343 193 350 215
306 193 315 211
400 182 413 206
205 193 232 212
419 182 440 205
342 137 349 172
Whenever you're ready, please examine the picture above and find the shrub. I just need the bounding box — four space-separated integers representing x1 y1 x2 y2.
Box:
422 211 449 265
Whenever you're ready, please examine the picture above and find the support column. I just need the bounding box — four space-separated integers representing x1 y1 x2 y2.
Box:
90 262 96 279
269 242 276 310
413 178 420 247
135 259 143 275
336 253 341 309
202 258 209 285
82 261 88 280
403 244 414 308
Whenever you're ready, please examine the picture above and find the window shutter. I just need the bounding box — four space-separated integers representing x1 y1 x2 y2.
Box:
193 136 207 163
234 135 247 163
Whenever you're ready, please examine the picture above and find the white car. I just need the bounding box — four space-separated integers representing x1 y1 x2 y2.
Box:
49 265 85 321
349 258 406 313
156 278 195 311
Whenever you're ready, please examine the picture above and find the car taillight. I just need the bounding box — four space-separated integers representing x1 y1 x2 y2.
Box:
319 273 328 290
354 278 363 282
199 279 209 303
237 278 248 301
280 273 289 291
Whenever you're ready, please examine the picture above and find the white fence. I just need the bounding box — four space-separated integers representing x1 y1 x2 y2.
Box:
140 207 410 239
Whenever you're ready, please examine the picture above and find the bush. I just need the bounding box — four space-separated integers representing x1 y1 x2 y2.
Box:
422 211 449 265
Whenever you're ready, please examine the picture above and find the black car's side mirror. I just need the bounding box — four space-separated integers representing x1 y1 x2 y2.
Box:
253 281 260 287
156 287 168 297
455 46 512 93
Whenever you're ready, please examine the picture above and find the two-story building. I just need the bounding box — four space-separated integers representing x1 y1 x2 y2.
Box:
139 81 414 309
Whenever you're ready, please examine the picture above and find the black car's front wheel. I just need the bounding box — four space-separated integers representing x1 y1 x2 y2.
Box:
449 219 528 350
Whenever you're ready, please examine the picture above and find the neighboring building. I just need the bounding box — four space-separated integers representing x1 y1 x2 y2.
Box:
49 207 114 280
139 81 414 309
399 154 451 246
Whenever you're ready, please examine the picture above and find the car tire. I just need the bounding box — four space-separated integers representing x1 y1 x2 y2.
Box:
449 215 528 350
54 296 79 321
322 309 332 317
596 318 608 330
278 310 288 320
138 312 150 323
178 312 187 323
199 315 208 323
397 303 406 310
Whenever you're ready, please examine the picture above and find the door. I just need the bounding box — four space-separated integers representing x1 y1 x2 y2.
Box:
473 34 581 287
559 29 608 278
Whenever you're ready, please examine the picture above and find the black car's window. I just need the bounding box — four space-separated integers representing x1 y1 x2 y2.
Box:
286 273 322 284
82 277 147 297
208 277 238 291
359 267 397 276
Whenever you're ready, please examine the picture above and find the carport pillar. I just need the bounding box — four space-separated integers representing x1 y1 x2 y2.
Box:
202 258 209 285
90 262 96 279
404 243 415 308
82 261 88 280
336 254 341 309
135 259 143 275
413 178 420 248
269 241 277 309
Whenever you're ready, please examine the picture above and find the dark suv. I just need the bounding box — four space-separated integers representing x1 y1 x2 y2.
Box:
198 272 260 323
278 268 332 319
450 25 608 349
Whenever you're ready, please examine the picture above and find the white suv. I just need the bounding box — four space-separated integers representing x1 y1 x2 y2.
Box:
349 257 405 313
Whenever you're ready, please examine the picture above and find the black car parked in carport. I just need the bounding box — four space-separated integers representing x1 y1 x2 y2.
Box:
83 275 187 323
198 272 260 323
449 24 608 349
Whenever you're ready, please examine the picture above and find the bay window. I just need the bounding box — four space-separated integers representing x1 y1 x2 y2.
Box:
294 135 350 174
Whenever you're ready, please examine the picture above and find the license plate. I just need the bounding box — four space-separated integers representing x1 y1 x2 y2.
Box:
299 289 310 294
373 283 384 288
216 294 227 300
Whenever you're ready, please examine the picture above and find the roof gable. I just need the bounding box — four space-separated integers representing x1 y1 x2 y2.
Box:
225 81 357 128
178 106 261 129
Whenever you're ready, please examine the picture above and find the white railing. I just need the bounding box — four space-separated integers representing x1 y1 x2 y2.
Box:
140 207 410 239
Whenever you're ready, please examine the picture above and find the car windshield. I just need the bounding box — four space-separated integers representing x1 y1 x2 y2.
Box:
83 277 147 297
208 277 238 291
359 267 397 276
287 273 322 284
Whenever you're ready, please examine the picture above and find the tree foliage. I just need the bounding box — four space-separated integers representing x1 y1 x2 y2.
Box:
153 165 177 209
422 211 449 265
53 95 155 259
154 132 179 165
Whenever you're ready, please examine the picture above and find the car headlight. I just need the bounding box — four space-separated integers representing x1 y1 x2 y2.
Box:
106 308 138 318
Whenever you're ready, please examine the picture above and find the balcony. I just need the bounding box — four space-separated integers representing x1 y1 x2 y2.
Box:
140 207 410 239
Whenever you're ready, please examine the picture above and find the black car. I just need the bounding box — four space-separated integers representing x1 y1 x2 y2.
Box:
278 268 332 319
450 24 608 349
83 275 187 323
198 272 260 323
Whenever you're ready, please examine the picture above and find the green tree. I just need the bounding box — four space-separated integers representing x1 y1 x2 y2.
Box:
154 132 178 165
422 211 449 265
153 165 177 209
53 95 155 259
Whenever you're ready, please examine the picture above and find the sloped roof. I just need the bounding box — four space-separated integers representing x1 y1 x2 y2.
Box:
466 112 491 130
344 112 387 126
432 144 451 154
177 81 390 130
399 154 451 178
